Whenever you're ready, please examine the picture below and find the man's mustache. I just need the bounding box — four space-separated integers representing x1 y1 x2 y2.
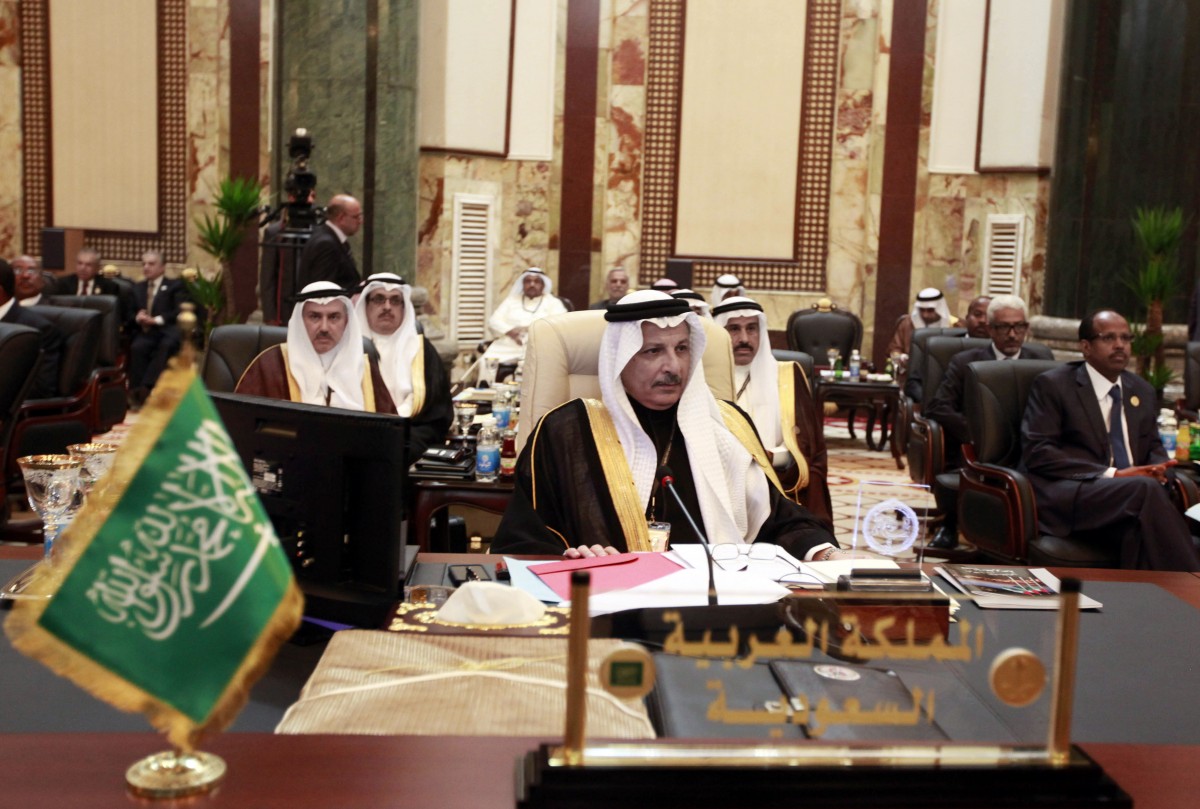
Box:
735 341 754 351
653 373 683 387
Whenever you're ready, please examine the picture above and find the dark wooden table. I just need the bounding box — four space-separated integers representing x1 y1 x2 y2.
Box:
815 377 903 468
0 733 1195 808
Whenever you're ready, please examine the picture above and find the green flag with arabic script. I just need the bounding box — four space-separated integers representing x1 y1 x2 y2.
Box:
5 365 303 750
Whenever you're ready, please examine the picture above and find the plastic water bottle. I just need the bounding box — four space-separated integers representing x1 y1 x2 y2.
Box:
475 417 500 482
1159 409 1177 455
492 392 512 429
849 349 861 381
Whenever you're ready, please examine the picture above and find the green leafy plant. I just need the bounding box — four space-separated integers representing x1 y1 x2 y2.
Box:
1123 205 1187 388
192 175 264 330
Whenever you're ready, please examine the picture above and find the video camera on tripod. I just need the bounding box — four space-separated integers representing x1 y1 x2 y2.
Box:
259 128 324 324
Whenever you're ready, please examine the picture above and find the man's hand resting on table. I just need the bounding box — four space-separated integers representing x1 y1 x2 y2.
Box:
564 544 622 558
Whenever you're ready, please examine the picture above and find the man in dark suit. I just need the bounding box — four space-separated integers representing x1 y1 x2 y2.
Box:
296 194 362 291
55 247 119 298
1020 309 1199 571
925 294 1052 548
0 258 63 399
127 250 190 406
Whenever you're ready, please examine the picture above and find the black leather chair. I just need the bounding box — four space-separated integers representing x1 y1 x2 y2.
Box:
42 294 128 432
957 359 1137 566
5 305 102 478
904 327 967 403
0 324 44 525
771 348 815 384
785 305 862 362
202 324 381 393
906 336 991 488
203 324 288 393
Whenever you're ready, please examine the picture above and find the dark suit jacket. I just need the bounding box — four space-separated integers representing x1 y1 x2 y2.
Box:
1 303 63 399
927 343 1054 454
297 223 359 291
134 277 188 326
54 275 119 298
1020 361 1165 536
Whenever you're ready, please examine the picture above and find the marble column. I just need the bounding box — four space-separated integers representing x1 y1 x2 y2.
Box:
1045 0 1200 320
277 0 418 280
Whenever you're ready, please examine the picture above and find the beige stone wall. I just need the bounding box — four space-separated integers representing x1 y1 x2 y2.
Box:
0 0 273 279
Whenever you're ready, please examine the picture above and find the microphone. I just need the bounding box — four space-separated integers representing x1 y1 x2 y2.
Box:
657 465 717 607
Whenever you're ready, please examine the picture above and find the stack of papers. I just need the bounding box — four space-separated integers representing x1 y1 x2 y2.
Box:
503 546 793 616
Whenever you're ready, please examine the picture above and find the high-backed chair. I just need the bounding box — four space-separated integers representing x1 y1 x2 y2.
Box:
202 324 382 394
42 294 127 432
906 336 991 486
203 324 288 392
0 324 43 525
517 309 735 452
895 326 967 461
771 349 814 384
785 306 862 362
903 327 967 403
5 305 103 477
957 359 1125 566
912 341 1057 558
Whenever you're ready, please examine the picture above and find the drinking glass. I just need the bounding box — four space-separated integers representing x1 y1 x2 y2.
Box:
17 455 84 560
454 402 478 440
67 442 119 497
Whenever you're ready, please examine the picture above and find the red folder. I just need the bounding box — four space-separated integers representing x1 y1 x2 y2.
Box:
529 553 684 600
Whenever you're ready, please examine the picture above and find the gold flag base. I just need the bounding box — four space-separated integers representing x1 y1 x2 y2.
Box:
126 750 226 799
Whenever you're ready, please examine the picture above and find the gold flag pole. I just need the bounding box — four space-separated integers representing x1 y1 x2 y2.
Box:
125 303 225 799
562 570 591 766
177 304 198 367
1047 577 1081 765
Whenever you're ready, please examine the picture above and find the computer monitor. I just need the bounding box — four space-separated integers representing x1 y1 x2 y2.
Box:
210 393 410 627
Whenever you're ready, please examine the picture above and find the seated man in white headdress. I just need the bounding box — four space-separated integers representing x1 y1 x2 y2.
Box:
353 273 452 460
670 289 711 318
236 281 396 413
713 296 832 524
481 268 569 365
709 273 744 307
491 291 839 560
887 286 960 388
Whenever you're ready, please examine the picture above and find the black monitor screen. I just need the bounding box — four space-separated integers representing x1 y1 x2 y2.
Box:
211 393 409 627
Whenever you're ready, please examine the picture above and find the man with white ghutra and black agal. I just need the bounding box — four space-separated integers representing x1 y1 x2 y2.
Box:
492 290 846 564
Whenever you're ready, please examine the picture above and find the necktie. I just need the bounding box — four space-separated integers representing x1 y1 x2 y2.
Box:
1108 385 1130 469
83 280 91 296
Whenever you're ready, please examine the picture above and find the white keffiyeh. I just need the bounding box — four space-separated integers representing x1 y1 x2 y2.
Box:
287 281 367 410
599 290 772 544
354 273 420 416
715 297 785 465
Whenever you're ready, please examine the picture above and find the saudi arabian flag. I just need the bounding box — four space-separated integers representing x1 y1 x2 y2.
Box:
5 363 303 751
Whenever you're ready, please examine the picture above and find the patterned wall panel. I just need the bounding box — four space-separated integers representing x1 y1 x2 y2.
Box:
20 0 188 264
640 0 838 293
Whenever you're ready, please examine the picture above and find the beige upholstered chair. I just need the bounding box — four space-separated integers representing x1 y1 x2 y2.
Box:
516 309 735 452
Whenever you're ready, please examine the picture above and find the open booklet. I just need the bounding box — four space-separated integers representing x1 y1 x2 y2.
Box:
936 564 1102 610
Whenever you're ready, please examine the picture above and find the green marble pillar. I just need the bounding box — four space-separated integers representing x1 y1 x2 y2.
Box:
277 0 418 280
1045 0 1200 320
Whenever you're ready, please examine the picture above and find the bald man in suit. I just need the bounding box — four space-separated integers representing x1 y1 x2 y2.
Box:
1020 310 1199 571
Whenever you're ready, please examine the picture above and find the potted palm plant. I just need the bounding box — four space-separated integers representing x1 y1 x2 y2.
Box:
190 176 264 338
1125 205 1186 396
